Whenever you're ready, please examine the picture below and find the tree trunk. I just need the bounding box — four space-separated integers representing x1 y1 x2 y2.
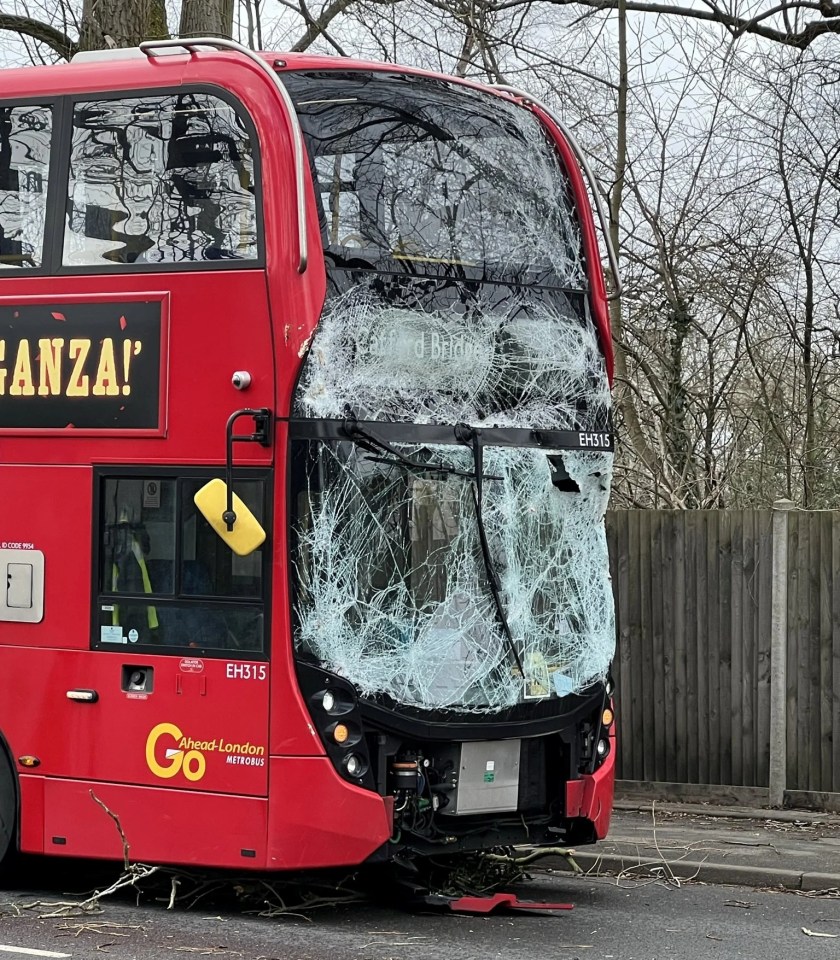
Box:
179 0 235 38
608 0 661 493
664 298 696 506
79 0 169 51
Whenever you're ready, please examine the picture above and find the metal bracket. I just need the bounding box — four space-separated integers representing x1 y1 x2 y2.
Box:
223 408 271 530
426 892 574 914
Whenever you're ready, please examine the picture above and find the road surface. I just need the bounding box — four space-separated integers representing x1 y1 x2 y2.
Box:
1 859 839 959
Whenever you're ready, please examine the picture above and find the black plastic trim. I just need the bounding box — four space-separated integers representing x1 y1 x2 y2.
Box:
298 658 606 742
358 687 606 741
288 417 614 452
295 661 376 791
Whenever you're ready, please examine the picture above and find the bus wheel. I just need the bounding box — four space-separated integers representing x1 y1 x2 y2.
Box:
0 749 16 882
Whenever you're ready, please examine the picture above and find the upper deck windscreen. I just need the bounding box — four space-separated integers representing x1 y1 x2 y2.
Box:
284 71 585 289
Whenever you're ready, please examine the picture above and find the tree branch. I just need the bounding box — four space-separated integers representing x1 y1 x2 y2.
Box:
289 0 360 51
0 13 77 60
486 0 840 48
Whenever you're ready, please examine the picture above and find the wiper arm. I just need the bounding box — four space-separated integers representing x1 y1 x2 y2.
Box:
341 415 521 675
342 416 497 480
454 422 525 677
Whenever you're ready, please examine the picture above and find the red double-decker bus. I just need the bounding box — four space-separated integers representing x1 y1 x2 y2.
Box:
0 39 618 875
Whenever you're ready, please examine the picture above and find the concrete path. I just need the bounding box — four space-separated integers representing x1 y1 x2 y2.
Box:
549 800 840 892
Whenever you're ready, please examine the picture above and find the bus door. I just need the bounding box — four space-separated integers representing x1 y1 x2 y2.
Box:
92 468 271 778
26 475 274 866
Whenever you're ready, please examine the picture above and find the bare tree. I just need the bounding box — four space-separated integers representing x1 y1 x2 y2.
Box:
733 49 840 507
3 0 840 513
0 0 236 60
0 0 170 59
480 0 840 49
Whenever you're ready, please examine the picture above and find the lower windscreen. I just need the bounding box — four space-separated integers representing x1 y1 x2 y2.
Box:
291 440 613 713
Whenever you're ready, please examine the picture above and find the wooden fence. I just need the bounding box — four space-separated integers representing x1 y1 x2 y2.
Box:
606 507 840 806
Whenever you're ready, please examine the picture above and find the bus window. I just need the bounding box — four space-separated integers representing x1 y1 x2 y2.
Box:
0 104 51 269
179 479 265 599
287 72 612 714
64 92 258 267
96 474 267 653
287 72 584 286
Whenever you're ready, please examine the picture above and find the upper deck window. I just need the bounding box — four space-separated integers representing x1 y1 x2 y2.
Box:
284 71 585 288
0 105 51 269
64 92 258 267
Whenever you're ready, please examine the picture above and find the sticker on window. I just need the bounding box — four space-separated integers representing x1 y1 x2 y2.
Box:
101 625 126 644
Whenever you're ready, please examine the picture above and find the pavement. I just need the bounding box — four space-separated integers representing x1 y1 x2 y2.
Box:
545 799 840 892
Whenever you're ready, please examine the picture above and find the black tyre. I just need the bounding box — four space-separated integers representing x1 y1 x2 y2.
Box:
0 748 17 883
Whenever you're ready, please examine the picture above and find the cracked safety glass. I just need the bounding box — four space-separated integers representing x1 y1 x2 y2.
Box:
288 72 614 713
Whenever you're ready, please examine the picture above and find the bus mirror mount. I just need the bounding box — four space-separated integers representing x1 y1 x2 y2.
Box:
193 408 271 556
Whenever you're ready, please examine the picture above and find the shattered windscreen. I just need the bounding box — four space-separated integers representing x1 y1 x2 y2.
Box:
285 71 614 714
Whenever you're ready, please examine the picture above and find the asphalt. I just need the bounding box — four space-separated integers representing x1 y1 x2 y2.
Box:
544 799 840 892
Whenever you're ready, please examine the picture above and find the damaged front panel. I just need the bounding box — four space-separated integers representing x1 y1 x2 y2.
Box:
295 279 610 430
287 70 614 714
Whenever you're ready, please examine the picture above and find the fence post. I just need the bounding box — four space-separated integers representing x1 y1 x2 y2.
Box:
769 499 795 808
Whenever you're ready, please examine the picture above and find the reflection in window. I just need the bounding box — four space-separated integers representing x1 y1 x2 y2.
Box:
0 104 51 269
65 93 258 266
97 475 266 652
286 72 584 286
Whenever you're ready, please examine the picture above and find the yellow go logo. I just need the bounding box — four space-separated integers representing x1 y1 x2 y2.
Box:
145 722 206 782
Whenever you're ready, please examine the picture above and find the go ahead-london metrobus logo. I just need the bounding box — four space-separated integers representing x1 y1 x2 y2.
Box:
145 722 266 782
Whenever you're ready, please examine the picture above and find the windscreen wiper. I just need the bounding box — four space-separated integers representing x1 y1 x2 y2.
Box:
342 416 498 481
342 415 522 676
454 422 525 677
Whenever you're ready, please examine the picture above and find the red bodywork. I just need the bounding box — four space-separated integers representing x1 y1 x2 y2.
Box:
566 726 616 840
0 49 614 870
